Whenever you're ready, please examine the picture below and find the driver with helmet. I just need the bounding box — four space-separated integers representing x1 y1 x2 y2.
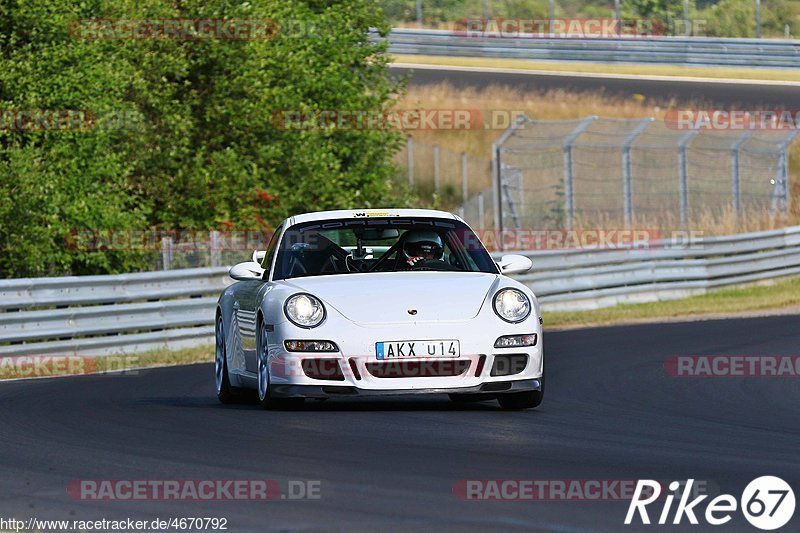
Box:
402 230 451 269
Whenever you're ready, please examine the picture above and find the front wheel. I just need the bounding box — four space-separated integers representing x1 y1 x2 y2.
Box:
497 375 544 410
256 320 303 410
215 317 235 404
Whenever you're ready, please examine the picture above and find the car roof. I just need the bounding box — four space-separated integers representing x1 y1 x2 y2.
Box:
286 208 462 226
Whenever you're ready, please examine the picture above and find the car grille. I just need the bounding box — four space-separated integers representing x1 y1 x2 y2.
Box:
365 360 470 378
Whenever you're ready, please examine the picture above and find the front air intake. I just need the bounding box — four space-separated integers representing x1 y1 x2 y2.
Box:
302 358 345 381
490 354 529 377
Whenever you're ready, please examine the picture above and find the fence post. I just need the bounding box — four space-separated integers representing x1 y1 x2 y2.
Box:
210 230 221 268
406 137 414 187
161 236 173 270
683 0 691 36
562 116 597 229
433 144 440 192
461 152 468 203
775 131 799 215
622 118 654 228
477 192 485 229
731 131 754 219
491 114 528 249
678 131 698 228
755 0 761 38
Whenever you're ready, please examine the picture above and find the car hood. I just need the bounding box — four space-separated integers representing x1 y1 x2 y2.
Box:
281 272 499 325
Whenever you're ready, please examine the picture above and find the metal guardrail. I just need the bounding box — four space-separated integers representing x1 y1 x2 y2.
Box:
386 29 800 68
493 226 800 310
0 268 230 357
1 226 799 357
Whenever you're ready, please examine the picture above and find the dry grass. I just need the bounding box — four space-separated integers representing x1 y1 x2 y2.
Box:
396 82 660 158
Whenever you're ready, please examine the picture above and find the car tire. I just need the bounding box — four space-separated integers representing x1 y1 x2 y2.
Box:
256 320 304 410
497 374 545 410
215 316 235 404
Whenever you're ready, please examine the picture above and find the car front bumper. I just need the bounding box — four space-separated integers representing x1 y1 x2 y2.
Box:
271 378 542 399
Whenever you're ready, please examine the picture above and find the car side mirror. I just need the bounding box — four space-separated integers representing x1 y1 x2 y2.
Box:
497 254 532 276
229 261 265 281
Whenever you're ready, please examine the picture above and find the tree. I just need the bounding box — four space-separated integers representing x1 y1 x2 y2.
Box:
0 0 407 277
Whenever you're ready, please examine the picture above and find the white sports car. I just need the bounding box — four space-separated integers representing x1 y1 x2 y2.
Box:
215 209 544 409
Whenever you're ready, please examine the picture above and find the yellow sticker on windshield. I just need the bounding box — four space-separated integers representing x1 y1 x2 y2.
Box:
353 211 400 218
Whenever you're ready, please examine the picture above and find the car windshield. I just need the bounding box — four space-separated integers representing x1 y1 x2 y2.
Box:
272 217 498 280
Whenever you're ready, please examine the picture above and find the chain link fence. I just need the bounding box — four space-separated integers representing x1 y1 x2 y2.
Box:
454 116 799 235
394 137 491 205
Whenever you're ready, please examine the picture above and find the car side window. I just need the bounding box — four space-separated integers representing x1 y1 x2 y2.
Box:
260 226 282 279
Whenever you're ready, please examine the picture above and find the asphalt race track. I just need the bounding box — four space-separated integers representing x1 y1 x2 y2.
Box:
1 315 799 532
394 65 800 108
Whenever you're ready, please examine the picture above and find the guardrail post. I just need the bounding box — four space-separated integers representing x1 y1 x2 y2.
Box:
731 131 754 219
461 152 468 203
622 118 654 227
492 114 528 249
406 137 414 187
678 131 698 228
562 116 597 229
433 144 440 192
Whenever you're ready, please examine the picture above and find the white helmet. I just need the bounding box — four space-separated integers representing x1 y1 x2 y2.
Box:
402 230 443 260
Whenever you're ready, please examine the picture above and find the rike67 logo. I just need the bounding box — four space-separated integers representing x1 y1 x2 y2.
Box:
625 477 795 530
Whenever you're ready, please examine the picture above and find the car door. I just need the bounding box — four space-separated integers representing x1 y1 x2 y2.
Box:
236 226 282 374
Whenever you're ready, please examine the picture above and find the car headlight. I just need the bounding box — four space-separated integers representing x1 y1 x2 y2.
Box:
284 293 325 328
494 334 537 348
493 288 531 323
284 340 338 352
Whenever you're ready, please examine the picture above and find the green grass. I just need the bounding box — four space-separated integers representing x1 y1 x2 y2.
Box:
392 54 800 83
545 276 800 328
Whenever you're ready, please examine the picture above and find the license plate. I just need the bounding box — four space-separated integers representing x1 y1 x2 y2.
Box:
375 340 460 360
